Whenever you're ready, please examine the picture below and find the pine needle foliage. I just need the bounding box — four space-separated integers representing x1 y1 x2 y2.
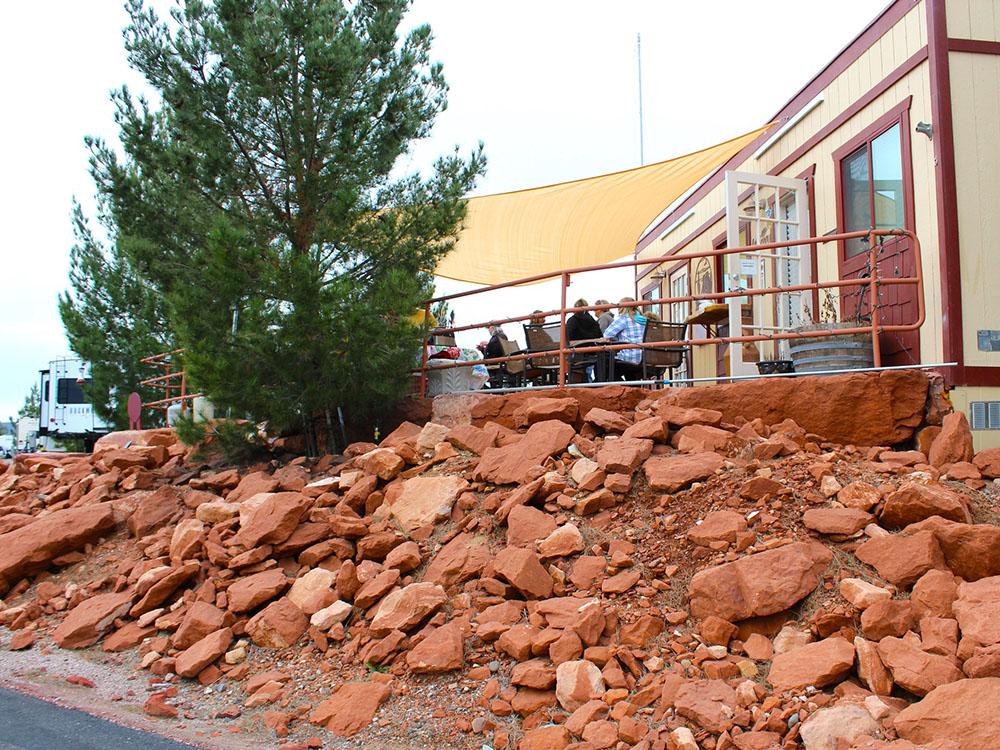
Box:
62 0 484 446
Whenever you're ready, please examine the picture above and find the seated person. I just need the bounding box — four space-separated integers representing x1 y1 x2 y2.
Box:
484 324 508 360
596 299 615 332
565 298 603 342
602 297 647 379
528 310 547 326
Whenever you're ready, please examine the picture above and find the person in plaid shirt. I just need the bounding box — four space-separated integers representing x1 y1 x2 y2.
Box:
603 297 647 378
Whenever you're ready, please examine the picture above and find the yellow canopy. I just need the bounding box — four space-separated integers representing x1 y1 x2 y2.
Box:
435 125 770 285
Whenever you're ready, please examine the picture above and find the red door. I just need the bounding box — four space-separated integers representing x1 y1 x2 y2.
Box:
835 109 920 367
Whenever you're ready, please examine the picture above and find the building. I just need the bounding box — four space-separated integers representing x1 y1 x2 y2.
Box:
634 0 1000 448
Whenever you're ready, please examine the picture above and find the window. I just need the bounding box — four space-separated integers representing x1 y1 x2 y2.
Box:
970 402 1000 430
669 267 689 325
56 378 89 404
669 267 690 380
641 283 662 320
840 123 905 257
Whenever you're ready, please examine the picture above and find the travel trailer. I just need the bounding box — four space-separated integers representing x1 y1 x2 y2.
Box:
38 358 110 451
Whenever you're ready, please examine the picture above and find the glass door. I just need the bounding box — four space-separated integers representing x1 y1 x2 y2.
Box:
724 171 811 375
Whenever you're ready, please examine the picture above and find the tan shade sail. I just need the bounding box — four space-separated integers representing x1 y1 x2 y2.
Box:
435 125 771 285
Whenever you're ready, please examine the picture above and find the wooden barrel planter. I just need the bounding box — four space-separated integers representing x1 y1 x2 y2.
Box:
788 325 874 373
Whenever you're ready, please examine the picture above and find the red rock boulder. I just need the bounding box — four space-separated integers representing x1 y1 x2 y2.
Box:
423 533 491 590
369 582 447 636
855 530 947 587
52 590 136 649
644 452 725 493
128 485 183 538
474 420 575 485
175 627 233 678
673 679 738 733
245 597 308 648
902 517 1000 581
802 507 873 535
653 369 929 445
227 568 289 613
405 620 464 673
894 677 1000 749
688 541 831 621
877 636 964 696
233 492 309 548
953 576 1000 646
928 411 975 468
879 482 970 528
0 503 115 595
492 547 554 599
309 680 392 737
687 511 747 547
387 475 468 533
767 637 855 692
513 397 580 427
973 448 1000 478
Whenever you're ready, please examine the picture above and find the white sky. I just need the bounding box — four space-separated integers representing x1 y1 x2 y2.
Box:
0 0 886 420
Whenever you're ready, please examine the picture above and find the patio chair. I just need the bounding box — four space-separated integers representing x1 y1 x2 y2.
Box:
523 323 598 385
523 323 561 385
486 339 525 388
641 320 686 383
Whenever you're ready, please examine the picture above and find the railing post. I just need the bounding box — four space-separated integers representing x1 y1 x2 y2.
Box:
558 273 569 386
419 301 431 397
868 230 882 368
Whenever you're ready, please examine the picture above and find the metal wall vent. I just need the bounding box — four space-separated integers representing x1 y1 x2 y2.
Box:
970 401 1000 430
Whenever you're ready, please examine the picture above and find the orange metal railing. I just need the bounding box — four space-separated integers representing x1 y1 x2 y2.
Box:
413 228 925 395
140 349 201 415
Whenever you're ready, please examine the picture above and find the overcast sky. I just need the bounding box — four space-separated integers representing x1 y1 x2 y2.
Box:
0 0 886 421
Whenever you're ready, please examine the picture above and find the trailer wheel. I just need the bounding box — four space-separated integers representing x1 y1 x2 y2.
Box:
83 435 97 454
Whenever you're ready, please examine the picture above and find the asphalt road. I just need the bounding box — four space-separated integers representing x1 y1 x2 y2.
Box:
0 688 198 750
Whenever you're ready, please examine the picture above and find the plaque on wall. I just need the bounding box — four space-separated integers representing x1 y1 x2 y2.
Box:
978 330 1000 352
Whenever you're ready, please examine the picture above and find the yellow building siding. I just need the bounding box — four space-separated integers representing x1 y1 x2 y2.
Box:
950 50 1000 368
947 0 1000 41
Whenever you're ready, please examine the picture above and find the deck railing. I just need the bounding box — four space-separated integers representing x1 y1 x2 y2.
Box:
414 228 925 395
139 349 201 415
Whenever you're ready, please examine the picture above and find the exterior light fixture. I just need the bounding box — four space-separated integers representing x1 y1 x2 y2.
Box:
915 121 933 139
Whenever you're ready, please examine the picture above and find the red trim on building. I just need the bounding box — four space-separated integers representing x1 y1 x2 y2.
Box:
948 38 1000 55
634 0 920 259
831 97 916 266
962 367 1000 387
927 0 965 385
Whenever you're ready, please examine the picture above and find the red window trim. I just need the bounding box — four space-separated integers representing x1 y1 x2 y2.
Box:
832 96 915 270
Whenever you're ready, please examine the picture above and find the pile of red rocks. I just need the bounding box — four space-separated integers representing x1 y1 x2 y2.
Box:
1 376 999 750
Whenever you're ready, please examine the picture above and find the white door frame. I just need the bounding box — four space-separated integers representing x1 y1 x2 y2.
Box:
724 171 811 376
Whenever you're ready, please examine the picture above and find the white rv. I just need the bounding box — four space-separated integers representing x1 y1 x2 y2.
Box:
16 417 39 452
39 358 111 451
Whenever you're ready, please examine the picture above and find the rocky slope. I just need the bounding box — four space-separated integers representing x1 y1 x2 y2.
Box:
1 374 999 750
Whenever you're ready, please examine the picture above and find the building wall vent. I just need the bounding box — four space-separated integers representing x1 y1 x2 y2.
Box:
969 401 1000 430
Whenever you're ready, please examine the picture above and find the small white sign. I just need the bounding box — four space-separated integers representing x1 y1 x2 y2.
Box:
740 258 757 276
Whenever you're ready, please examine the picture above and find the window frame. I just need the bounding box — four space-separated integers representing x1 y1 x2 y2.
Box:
833 98 915 274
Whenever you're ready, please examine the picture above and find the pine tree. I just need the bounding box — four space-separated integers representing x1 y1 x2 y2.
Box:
17 384 41 421
68 0 484 448
59 203 174 429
